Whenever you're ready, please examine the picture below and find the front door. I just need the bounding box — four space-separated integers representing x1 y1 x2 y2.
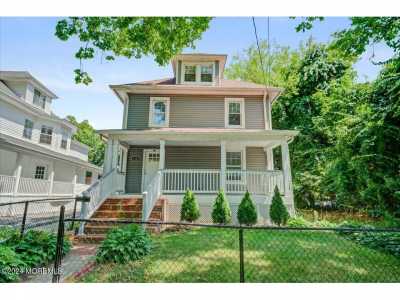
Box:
142 149 160 191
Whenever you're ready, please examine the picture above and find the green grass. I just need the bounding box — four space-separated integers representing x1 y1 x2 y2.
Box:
79 228 400 283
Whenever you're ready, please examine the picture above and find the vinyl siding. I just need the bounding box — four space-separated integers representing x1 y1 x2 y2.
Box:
126 94 150 129
245 99 265 129
165 146 221 169
246 147 267 171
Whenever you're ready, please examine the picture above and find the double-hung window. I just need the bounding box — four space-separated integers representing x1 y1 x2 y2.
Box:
40 125 53 145
33 89 46 109
182 63 214 84
23 119 34 139
34 165 47 180
226 151 242 181
184 65 196 82
200 65 213 82
225 98 245 128
60 128 68 149
149 97 170 127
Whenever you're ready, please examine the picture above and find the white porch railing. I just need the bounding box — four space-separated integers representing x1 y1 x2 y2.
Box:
162 169 220 193
52 181 75 195
142 171 162 221
18 177 50 195
225 170 284 194
0 175 16 195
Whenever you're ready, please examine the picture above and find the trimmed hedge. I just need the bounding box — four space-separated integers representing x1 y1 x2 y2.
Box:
180 189 200 222
237 191 257 226
212 190 232 224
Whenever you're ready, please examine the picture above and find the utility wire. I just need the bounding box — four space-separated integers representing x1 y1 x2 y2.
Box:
252 17 267 86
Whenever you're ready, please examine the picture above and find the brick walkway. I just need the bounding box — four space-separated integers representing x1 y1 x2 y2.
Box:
25 243 98 283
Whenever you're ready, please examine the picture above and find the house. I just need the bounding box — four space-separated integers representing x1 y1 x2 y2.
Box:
0 71 102 199
89 53 298 225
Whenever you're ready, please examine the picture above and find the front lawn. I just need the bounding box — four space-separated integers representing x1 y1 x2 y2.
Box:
78 227 400 283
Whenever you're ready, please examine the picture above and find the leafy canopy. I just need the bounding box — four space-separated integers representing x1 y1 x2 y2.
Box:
55 17 212 84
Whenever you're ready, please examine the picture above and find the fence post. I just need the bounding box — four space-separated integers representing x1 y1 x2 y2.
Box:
239 228 245 283
52 205 65 283
77 195 90 235
20 201 29 236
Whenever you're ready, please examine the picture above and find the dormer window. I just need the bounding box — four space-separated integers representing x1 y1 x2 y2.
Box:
33 89 46 109
149 97 170 127
182 62 214 84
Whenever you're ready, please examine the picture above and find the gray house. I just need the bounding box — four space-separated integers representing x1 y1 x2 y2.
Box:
88 53 298 225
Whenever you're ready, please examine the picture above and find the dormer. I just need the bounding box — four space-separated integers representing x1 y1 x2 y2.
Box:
172 54 227 86
0 71 57 114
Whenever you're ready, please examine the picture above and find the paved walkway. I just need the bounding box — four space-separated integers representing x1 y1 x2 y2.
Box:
25 243 98 283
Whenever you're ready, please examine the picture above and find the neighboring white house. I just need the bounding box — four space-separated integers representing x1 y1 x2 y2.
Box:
0 71 102 199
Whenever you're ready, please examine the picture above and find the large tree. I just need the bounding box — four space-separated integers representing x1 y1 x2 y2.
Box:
55 17 212 84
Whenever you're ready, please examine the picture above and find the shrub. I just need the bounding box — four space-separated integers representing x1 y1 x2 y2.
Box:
269 186 289 226
0 227 19 243
287 217 312 228
237 191 257 226
211 190 232 224
180 189 200 222
96 224 152 264
0 246 26 283
10 230 71 268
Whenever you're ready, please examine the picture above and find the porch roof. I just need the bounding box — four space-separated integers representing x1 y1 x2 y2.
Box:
98 128 298 148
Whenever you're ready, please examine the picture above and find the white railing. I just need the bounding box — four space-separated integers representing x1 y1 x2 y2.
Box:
18 177 50 195
225 170 284 194
142 171 162 221
0 175 16 195
74 183 90 195
52 181 74 195
162 169 220 193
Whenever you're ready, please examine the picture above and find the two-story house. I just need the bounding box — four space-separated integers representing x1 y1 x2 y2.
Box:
88 53 298 226
0 71 102 199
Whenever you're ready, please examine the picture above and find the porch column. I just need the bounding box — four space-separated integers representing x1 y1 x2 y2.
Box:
281 141 293 200
159 140 165 170
265 147 274 170
72 172 78 194
111 139 119 171
220 140 226 192
48 171 55 195
104 138 113 173
13 152 22 196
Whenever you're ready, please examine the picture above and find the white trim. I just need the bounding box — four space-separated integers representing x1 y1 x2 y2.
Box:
148 97 170 128
181 62 215 86
225 98 245 129
141 148 160 191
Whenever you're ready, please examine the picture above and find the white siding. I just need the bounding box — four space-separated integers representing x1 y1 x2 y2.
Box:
0 149 17 176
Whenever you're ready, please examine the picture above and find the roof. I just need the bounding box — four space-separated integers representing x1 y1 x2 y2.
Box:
0 71 58 99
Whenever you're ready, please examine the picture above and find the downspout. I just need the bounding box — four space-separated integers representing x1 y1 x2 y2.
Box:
262 89 268 130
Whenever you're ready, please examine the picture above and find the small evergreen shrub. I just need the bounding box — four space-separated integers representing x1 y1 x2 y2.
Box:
0 245 26 283
237 191 257 226
211 190 232 224
96 224 152 264
180 189 200 222
269 186 289 226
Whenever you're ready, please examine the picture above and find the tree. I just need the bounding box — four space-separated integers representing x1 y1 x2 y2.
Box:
211 190 231 224
180 189 200 222
66 116 105 166
269 186 290 226
55 17 212 84
237 191 257 226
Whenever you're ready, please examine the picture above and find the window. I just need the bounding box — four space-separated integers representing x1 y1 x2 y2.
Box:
149 97 170 127
184 65 196 82
60 128 68 149
225 98 245 128
33 89 46 109
39 125 53 144
34 166 46 179
200 65 213 82
85 171 93 185
226 152 242 181
23 119 33 139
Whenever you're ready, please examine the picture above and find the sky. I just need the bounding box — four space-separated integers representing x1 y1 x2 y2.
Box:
0 17 393 129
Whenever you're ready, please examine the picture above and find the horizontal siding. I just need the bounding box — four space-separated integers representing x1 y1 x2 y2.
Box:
126 94 150 129
245 99 265 129
246 147 266 171
165 146 221 169
169 96 225 128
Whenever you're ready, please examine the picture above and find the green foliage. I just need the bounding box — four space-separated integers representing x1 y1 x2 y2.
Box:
96 225 152 264
180 189 200 222
269 186 290 226
0 227 19 242
67 115 105 166
55 17 211 84
0 246 26 283
287 216 312 228
237 191 257 226
211 190 232 224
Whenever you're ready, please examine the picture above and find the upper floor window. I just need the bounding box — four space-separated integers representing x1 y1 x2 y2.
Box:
33 89 46 109
23 119 34 139
149 97 170 127
39 125 53 145
60 128 68 149
182 63 214 84
225 98 245 128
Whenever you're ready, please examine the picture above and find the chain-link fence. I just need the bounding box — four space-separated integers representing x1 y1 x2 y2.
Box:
46 210 400 283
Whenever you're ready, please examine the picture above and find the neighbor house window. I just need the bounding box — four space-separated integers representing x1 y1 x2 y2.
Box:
85 171 93 185
184 65 196 82
23 119 34 139
33 89 46 109
226 152 242 181
200 65 213 82
149 97 170 127
225 98 245 128
34 166 46 179
60 128 68 149
182 63 214 84
39 125 53 144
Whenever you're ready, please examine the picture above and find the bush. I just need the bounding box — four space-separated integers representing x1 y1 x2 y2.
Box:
0 227 19 242
0 246 26 283
96 224 152 264
211 190 232 224
287 217 312 228
269 186 289 226
237 191 257 226
10 230 71 268
180 189 200 222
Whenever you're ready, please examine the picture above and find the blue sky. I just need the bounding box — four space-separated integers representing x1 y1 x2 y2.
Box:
0 17 392 129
